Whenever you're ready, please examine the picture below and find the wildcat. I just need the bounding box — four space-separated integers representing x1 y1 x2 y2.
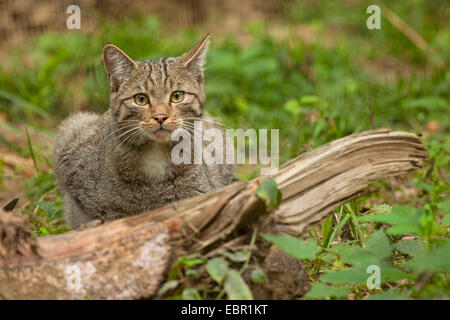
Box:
54 35 235 229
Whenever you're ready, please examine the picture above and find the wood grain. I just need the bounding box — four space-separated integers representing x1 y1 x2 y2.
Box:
0 129 427 299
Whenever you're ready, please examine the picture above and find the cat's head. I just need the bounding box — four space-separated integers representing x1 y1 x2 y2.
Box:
102 35 210 144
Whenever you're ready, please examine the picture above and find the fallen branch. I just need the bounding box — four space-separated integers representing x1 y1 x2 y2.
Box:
380 4 444 67
0 129 427 299
271 128 426 235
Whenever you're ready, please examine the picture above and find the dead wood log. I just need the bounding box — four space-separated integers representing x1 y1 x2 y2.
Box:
0 210 174 299
271 128 427 235
0 129 427 299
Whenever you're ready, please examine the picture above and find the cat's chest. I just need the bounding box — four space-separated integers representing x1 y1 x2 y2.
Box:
141 145 171 181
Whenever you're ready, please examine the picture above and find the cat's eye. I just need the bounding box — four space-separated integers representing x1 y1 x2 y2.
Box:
170 91 184 103
134 93 149 106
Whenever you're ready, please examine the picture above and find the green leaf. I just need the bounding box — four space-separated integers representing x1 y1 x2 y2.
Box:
438 198 450 214
358 205 423 236
380 267 412 282
407 241 450 274
442 214 450 226
167 262 182 280
26 127 39 175
321 216 333 248
182 288 202 300
251 269 265 285
206 257 228 284
178 254 206 268
319 232 415 288
222 250 251 262
36 201 54 219
386 224 422 235
284 99 301 117
392 239 424 257
365 289 409 300
321 268 369 285
372 204 392 214
224 269 253 300
414 182 434 196
338 230 392 267
319 252 336 264
329 213 351 244
255 179 282 210
299 95 319 105
39 226 50 236
321 266 410 286
261 234 320 260
359 205 417 225
185 269 201 278
304 282 350 299
419 213 441 237
157 280 179 296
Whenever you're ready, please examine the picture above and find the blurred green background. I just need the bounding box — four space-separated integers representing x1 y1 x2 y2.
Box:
0 0 449 300
0 0 448 227
1 1 448 154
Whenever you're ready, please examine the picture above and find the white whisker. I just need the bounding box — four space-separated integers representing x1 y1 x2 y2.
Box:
179 124 203 137
181 117 230 129
100 122 141 145
114 127 142 153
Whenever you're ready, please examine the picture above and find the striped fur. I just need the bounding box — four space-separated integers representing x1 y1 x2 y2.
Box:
54 35 236 229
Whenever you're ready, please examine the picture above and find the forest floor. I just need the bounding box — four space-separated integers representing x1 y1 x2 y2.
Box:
0 0 448 299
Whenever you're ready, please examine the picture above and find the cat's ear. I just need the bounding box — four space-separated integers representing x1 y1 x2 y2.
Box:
180 34 210 72
102 44 137 90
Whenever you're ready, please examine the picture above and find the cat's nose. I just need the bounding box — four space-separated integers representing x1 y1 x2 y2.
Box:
154 113 168 124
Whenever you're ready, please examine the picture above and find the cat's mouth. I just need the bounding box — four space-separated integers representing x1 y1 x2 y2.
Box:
152 128 172 142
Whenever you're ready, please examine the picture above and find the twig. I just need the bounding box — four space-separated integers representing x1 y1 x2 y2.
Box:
240 226 259 274
387 177 398 204
203 235 248 258
379 3 443 66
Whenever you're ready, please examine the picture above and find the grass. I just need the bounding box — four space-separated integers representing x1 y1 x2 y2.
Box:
0 0 448 299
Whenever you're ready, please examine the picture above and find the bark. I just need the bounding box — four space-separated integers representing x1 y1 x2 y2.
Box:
271 128 426 235
0 129 427 299
0 211 174 299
